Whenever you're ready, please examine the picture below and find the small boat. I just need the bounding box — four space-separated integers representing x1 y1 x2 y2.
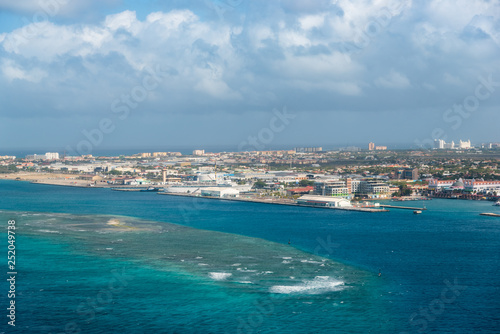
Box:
413 210 422 214
494 200 500 206
140 187 159 192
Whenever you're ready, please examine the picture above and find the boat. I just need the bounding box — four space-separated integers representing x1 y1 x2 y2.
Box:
494 200 500 206
413 210 422 214
140 187 160 192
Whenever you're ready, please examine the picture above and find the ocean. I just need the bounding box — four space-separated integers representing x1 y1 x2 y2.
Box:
1 180 499 333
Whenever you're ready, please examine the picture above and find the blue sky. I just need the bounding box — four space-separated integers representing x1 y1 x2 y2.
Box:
0 0 499 153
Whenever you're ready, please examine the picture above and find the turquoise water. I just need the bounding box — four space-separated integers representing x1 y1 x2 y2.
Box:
1 180 499 333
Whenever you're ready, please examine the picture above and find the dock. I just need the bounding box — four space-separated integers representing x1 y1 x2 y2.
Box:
380 205 427 210
480 213 500 217
158 192 388 212
111 188 144 192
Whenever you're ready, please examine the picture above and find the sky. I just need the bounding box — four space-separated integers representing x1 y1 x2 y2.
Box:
0 0 499 153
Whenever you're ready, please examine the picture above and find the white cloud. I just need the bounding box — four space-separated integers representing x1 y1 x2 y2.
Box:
375 70 411 89
1 59 46 83
299 14 326 31
0 0 498 123
104 10 139 33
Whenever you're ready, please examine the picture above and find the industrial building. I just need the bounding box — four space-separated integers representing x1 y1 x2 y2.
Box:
200 187 240 198
296 195 352 208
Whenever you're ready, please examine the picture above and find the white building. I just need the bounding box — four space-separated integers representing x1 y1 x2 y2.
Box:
201 187 240 198
464 179 500 193
434 140 455 149
458 140 472 149
296 195 352 208
193 150 205 156
428 179 455 190
26 152 59 160
434 139 472 150
45 152 59 160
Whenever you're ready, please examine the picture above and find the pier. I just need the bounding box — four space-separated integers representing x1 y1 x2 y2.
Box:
480 213 500 217
380 205 427 210
158 192 389 213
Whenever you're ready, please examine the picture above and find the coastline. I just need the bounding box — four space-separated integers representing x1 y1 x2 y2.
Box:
1 172 144 188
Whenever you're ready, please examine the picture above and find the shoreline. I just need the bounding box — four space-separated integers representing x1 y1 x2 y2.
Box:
157 192 389 213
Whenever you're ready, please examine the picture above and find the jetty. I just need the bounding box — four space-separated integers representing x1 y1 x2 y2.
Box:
158 192 388 213
111 187 150 192
380 205 427 211
480 213 500 217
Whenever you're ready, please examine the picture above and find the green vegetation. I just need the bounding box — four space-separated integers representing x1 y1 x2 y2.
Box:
392 184 412 197
299 179 314 187
0 165 18 174
253 180 267 189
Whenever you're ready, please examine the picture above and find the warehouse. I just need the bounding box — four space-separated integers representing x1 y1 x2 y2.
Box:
200 187 240 198
296 195 352 208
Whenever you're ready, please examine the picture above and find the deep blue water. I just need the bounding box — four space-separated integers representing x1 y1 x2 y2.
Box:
1 180 499 333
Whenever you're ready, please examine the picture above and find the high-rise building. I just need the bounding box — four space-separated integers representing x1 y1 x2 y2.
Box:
45 152 59 160
368 142 375 151
294 147 322 153
394 168 419 180
458 140 471 149
193 150 205 156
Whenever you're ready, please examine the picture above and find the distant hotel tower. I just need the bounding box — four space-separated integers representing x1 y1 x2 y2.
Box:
368 142 375 151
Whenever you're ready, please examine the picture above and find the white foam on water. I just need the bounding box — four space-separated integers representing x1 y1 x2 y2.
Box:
282 260 291 264
300 260 323 264
258 271 273 275
231 263 241 266
282 257 292 259
38 230 60 234
269 276 344 295
209 272 232 281
198 263 209 266
195 256 203 259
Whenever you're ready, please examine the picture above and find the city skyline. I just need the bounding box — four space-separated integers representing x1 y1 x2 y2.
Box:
1 0 499 151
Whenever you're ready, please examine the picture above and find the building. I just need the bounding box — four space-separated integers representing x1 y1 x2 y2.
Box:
79 175 103 182
314 180 350 197
368 142 375 151
314 178 388 198
458 140 472 149
434 139 471 150
286 186 314 196
193 150 205 156
295 147 323 153
26 152 59 160
296 195 352 208
428 179 455 190
140 153 151 158
434 139 455 149
375 146 387 150
463 179 500 193
45 152 59 160
394 168 419 180
200 187 240 198
358 180 390 198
